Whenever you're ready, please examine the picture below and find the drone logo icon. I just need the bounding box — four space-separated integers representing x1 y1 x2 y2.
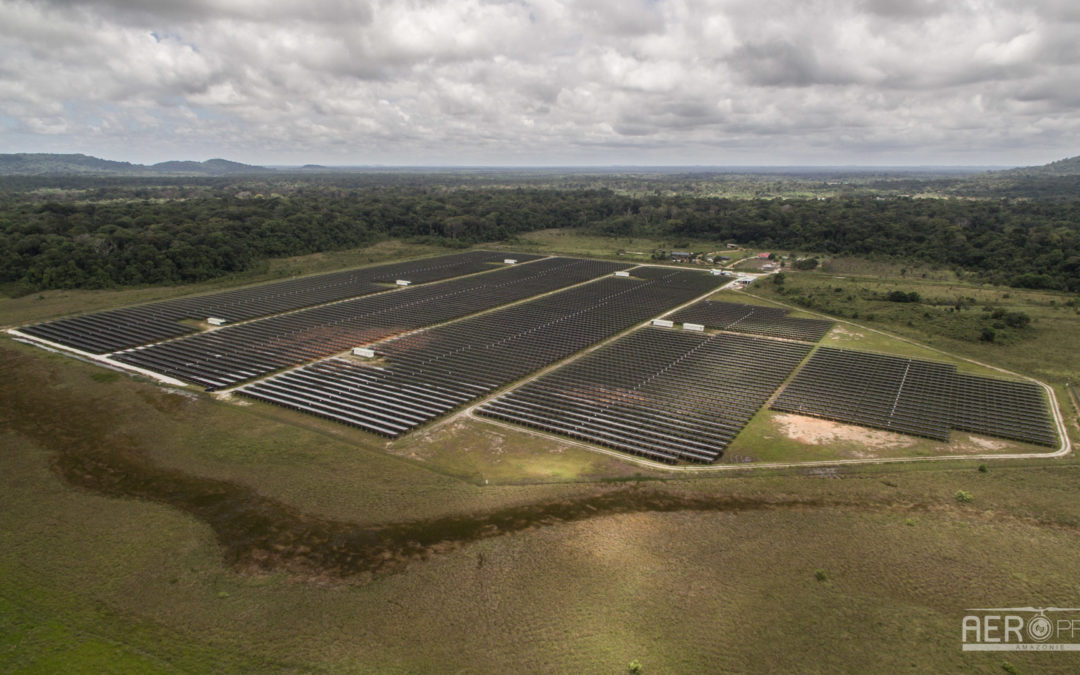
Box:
963 607 1080 651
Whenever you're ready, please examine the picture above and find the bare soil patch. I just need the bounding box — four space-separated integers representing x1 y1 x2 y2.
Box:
945 434 1018 455
827 325 864 342
773 413 917 454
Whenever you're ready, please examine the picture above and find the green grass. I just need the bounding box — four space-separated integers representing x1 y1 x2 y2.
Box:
818 256 960 282
390 415 661 484
506 228 763 266
5 338 1080 670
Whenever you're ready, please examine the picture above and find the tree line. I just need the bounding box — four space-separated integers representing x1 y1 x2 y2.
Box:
1 177 1078 294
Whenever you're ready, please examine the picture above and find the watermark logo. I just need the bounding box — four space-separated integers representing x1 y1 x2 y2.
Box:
963 607 1080 651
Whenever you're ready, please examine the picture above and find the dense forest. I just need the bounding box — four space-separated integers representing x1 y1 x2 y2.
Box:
1 175 1078 294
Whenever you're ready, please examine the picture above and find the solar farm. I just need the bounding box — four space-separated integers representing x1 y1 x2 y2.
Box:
13 252 1063 464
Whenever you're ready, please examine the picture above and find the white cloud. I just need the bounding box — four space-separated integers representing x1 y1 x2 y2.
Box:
0 0 1078 165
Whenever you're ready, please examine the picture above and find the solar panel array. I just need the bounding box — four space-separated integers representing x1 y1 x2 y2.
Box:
477 328 812 463
772 347 1058 446
669 300 834 342
238 269 725 436
113 257 624 389
770 347 956 439
952 374 1059 446
19 250 537 353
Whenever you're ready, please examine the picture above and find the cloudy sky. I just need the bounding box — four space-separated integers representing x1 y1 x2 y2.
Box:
1 0 1078 166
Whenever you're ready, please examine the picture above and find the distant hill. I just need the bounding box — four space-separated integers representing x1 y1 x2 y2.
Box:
994 154 1080 177
151 158 274 175
0 153 273 176
0 153 139 175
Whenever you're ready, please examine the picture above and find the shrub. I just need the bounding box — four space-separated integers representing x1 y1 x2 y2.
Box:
814 569 828 582
887 290 921 303
1003 311 1031 329
628 659 644 674
978 464 989 473
955 490 974 504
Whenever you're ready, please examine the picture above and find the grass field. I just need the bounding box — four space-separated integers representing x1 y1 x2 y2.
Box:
5 338 1080 671
4 241 1080 671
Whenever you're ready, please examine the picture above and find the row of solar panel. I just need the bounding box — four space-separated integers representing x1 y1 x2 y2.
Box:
20 250 539 353
771 347 1058 446
237 269 726 435
668 300 834 342
113 257 626 390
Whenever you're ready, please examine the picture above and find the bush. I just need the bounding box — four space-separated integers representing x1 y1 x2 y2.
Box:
978 464 989 473
1013 273 1053 289
793 257 819 270
814 569 828 582
886 290 921 303
955 490 974 504
628 659 643 674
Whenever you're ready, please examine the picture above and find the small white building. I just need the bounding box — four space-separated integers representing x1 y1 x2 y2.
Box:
614 271 631 277
352 347 376 358
207 317 227 326
395 279 411 286
504 258 517 264
651 319 674 328
683 323 705 332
